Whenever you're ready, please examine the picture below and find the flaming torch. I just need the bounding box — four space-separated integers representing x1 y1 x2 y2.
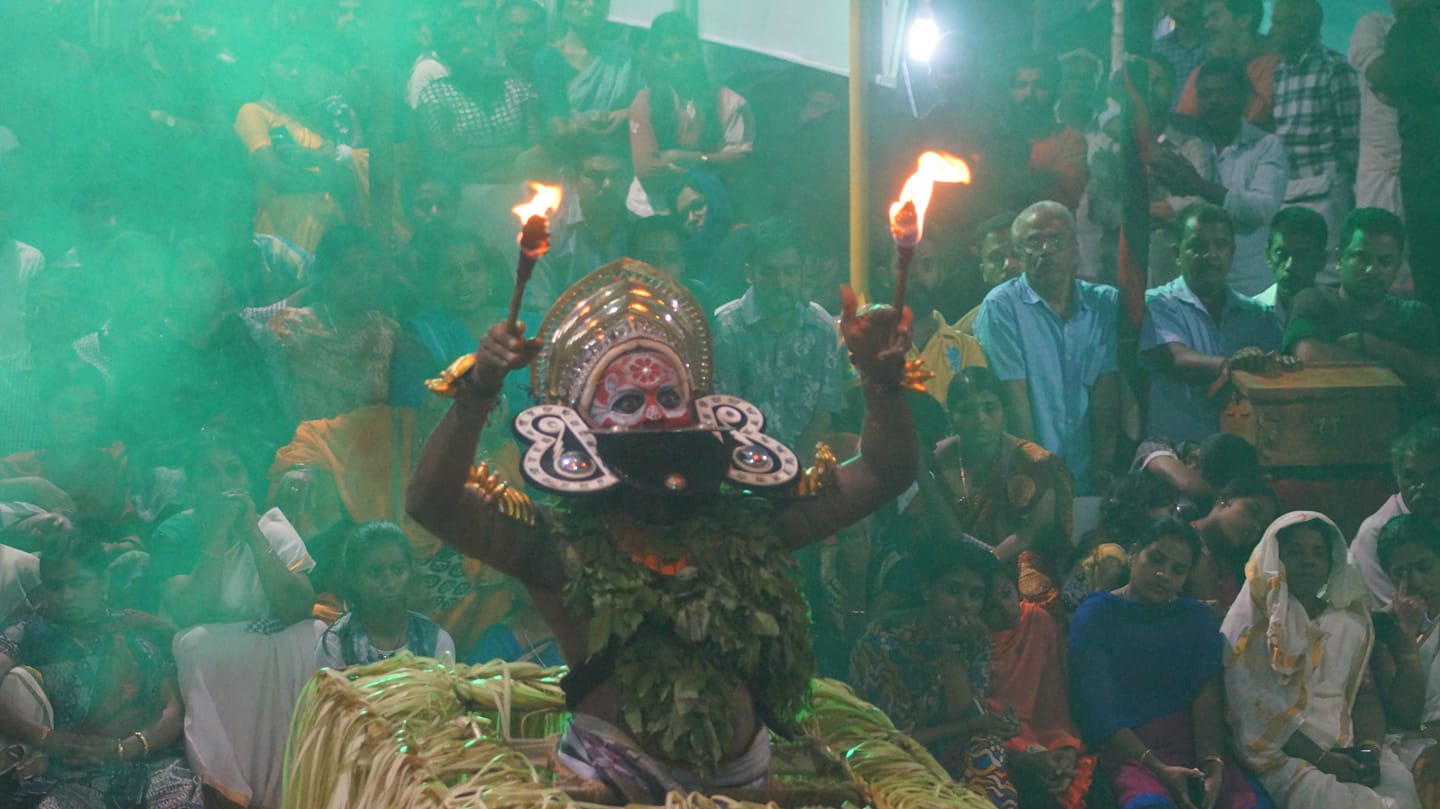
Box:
888 151 971 309
507 182 564 333
424 181 561 399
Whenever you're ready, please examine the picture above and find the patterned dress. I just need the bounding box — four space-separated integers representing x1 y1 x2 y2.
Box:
851 610 1019 808
0 610 203 809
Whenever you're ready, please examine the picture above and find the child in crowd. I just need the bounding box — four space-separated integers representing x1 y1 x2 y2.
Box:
852 542 1022 808
316 520 455 669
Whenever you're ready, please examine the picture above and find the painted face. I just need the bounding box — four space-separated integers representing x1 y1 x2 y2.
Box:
587 350 692 429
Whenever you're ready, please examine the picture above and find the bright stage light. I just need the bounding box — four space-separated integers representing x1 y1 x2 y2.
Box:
907 16 941 63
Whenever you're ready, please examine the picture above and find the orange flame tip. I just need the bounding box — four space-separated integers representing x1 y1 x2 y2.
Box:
889 151 971 246
512 182 563 226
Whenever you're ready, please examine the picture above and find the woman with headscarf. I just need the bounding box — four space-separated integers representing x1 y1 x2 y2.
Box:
1222 511 1422 809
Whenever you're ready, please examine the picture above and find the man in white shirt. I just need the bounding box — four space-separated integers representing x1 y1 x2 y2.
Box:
1353 423 1440 607
1349 8 1404 218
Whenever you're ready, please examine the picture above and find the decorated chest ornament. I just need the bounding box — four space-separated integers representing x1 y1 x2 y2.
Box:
514 259 802 498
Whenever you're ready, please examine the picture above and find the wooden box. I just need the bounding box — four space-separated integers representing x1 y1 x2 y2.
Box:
1220 363 1406 468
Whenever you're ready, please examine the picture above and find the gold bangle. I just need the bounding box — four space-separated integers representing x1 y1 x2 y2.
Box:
1140 749 1157 767
130 730 150 758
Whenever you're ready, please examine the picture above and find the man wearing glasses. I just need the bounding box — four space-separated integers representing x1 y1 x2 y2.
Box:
974 201 1120 494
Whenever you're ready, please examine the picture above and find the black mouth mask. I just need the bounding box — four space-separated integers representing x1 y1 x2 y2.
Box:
592 428 732 505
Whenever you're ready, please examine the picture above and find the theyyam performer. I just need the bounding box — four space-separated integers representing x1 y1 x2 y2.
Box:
404 258 918 803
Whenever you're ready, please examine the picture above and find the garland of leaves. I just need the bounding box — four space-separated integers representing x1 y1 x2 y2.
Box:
552 491 815 776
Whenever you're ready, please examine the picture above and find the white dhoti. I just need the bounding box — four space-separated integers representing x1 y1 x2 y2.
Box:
174 620 323 809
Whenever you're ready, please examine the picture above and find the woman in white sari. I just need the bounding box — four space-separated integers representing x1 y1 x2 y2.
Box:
1222 510 1421 809
153 436 322 809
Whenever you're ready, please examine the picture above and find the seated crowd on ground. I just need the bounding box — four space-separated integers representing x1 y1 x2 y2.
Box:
1 0 1440 807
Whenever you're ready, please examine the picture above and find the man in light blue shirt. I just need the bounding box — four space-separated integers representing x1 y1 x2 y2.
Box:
975 202 1120 494
1152 57 1288 296
1141 203 1286 445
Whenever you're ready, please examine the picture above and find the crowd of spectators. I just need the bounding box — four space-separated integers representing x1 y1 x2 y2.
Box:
1 0 1439 808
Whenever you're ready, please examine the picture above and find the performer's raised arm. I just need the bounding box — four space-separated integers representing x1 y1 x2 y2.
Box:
779 286 919 548
406 323 564 589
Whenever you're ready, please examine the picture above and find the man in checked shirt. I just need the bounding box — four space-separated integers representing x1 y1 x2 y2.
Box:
1269 0 1361 282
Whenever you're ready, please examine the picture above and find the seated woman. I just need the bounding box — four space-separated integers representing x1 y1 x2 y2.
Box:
1059 472 1178 614
263 226 397 423
0 536 202 809
1222 511 1421 809
627 13 753 217
1184 476 1280 619
532 0 636 145
1377 514 1440 806
852 542 1022 808
923 367 1073 609
233 43 368 254
153 434 321 809
986 564 1097 809
0 367 137 543
315 521 454 669
1070 517 1259 809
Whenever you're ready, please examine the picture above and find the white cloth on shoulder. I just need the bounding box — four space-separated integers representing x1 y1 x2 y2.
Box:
173 507 322 808
1221 510 1418 809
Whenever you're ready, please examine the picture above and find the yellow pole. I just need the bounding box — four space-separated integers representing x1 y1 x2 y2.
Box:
848 0 872 302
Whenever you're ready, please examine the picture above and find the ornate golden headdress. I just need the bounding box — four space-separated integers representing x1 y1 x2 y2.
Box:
513 259 802 497
531 259 713 412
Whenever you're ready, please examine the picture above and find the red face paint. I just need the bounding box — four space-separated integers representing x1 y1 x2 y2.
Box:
587 350 692 429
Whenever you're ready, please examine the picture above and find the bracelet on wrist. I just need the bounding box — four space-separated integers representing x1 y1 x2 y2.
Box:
1140 748 1157 768
130 730 150 758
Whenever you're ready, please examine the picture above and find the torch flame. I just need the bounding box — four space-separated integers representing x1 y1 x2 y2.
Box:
889 151 971 246
512 182 563 226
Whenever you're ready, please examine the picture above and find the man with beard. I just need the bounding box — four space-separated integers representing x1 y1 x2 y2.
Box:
1353 422 1440 606
1285 207 1440 395
1140 204 1286 445
1006 54 1088 211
